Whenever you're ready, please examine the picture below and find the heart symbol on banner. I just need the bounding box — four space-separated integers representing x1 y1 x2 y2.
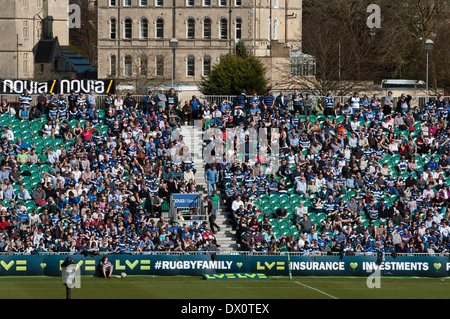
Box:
350 262 358 270
236 262 243 268
434 263 442 270
40 263 47 269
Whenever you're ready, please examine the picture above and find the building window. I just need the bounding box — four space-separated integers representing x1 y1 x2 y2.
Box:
187 18 195 39
235 18 242 41
36 20 42 39
203 55 211 76
110 18 117 39
124 0 131 6
219 0 226 5
187 0 194 6
273 18 278 40
124 18 132 39
220 18 227 39
187 55 195 76
290 52 316 77
23 21 29 40
53 58 59 72
235 0 241 6
203 18 211 39
140 18 149 39
203 0 211 6
110 55 117 76
140 0 148 5
124 55 133 76
109 0 116 6
23 53 29 75
156 0 163 6
156 55 164 76
140 55 148 75
156 18 164 39
273 0 279 8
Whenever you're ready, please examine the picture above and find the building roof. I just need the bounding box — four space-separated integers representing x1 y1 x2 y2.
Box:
34 39 58 63
34 38 94 76
60 46 94 73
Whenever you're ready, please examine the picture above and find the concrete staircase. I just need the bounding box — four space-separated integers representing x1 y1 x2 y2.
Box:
179 124 205 190
179 123 239 252
214 193 240 252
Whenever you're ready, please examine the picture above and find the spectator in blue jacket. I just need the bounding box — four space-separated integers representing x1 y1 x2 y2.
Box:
204 164 219 196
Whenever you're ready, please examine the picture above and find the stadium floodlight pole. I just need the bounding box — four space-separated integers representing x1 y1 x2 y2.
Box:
424 39 434 104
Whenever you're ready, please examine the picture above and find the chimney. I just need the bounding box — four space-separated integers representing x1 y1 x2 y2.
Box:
44 16 54 39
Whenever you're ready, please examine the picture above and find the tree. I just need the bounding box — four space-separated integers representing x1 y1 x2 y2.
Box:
199 43 268 95
278 0 450 95
69 0 97 70
433 23 450 93
274 0 380 96
235 41 248 59
110 50 171 95
378 0 449 92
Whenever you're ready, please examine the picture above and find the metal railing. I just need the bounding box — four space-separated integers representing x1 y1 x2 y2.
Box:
0 251 446 257
2 93 447 110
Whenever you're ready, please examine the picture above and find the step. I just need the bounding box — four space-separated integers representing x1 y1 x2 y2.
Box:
177 128 241 251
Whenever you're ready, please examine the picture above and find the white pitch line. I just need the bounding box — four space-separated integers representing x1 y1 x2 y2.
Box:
294 281 339 299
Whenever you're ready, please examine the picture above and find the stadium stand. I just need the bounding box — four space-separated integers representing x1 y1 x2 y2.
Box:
0 90 219 253
1 89 450 256
205 91 450 255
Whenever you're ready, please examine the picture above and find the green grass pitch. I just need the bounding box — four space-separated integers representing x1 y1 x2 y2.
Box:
0 276 448 299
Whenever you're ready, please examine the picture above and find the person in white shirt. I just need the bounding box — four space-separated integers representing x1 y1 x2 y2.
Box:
295 201 308 219
422 185 434 200
2 127 14 142
72 166 82 183
348 133 358 150
114 94 123 112
439 221 450 238
47 148 59 164
358 135 369 148
183 167 195 183
111 162 124 177
388 139 399 154
32 228 45 247
231 195 244 213
17 184 32 201
432 211 443 224
212 107 222 122
350 117 360 132
315 173 326 189
350 92 360 113
295 177 308 195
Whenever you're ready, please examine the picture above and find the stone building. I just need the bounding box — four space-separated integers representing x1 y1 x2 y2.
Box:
97 0 303 90
0 0 93 80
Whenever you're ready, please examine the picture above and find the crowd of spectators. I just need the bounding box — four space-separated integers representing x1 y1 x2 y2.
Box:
2 86 450 256
0 88 222 254
201 89 450 255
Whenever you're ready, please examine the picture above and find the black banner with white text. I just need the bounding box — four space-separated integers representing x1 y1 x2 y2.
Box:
0 79 115 95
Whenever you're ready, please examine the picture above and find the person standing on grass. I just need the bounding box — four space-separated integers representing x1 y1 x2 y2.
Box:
99 256 113 279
